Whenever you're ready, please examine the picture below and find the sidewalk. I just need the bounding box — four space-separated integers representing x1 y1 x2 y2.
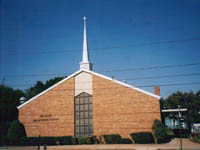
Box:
0 138 199 150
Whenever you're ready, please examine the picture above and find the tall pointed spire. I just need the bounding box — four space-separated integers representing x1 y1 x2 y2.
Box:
80 16 93 70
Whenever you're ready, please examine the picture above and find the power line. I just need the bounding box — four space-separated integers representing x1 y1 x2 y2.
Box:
0 73 68 78
137 82 200 88
6 72 200 87
7 82 200 88
104 62 200 72
124 72 200 80
1 62 200 78
2 37 200 56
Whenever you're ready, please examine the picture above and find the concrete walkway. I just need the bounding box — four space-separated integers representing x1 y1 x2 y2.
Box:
0 139 199 150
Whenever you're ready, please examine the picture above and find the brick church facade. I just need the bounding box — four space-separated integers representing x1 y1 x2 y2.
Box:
18 17 161 139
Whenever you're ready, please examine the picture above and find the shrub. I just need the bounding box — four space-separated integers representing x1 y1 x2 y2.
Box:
7 120 26 145
121 138 132 144
152 119 167 143
19 137 39 146
72 137 78 145
85 136 95 144
92 136 99 144
130 132 154 144
19 136 73 146
166 127 175 139
191 133 200 143
59 136 73 145
40 136 58 145
102 134 121 144
152 119 174 143
78 138 86 144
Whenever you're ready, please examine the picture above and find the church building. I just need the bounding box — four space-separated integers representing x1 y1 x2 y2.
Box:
18 17 161 138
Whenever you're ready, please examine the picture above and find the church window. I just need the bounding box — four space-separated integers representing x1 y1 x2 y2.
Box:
74 92 93 137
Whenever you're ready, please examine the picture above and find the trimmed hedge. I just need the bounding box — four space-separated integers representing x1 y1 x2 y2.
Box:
85 136 95 144
78 138 86 144
58 136 73 145
130 132 154 144
102 134 122 144
72 137 78 145
121 138 132 144
19 137 39 146
19 136 73 146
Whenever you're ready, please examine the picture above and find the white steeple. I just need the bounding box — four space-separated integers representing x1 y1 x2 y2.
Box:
80 16 93 70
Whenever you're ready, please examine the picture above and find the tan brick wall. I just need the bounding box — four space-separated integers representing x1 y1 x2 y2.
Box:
19 72 161 138
19 77 75 137
92 75 161 138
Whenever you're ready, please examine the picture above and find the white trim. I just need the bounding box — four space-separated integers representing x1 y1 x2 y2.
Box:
82 69 160 99
18 69 160 109
162 109 187 112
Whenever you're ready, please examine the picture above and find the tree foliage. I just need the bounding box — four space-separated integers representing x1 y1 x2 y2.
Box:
161 90 200 124
152 119 167 143
7 120 26 144
25 77 64 100
0 85 24 142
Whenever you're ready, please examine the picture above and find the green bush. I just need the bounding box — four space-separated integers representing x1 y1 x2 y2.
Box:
19 137 39 146
78 138 86 144
92 136 99 144
59 136 73 145
19 136 73 146
102 134 122 144
152 119 174 143
192 133 200 143
40 136 57 145
166 127 175 139
85 136 95 144
130 132 154 144
121 138 132 144
7 120 26 145
72 137 78 145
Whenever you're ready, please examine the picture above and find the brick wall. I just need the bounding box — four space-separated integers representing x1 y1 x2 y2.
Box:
92 75 161 138
19 77 75 137
19 71 161 138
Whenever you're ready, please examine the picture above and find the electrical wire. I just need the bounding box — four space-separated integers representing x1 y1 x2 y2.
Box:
1 62 200 78
2 37 200 56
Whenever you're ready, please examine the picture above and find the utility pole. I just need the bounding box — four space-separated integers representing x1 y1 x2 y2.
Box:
178 105 183 150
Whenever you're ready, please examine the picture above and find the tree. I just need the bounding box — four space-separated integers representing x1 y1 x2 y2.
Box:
161 90 200 128
25 77 64 100
152 119 167 143
7 120 26 145
0 85 24 145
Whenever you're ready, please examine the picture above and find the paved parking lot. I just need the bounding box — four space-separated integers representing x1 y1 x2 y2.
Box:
0 139 199 150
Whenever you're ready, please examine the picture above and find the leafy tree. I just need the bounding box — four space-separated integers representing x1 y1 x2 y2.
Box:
7 120 26 145
0 85 24 145
152 119 167 143
161 90 200 128
25 77 64 100
152 119 174 143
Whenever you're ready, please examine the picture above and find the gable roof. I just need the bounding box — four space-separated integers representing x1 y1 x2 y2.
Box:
17 69 160 109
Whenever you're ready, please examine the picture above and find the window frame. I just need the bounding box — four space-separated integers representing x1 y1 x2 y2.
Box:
74 92 93 138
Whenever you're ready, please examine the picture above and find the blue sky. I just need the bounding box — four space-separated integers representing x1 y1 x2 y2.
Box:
0 0 200 98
